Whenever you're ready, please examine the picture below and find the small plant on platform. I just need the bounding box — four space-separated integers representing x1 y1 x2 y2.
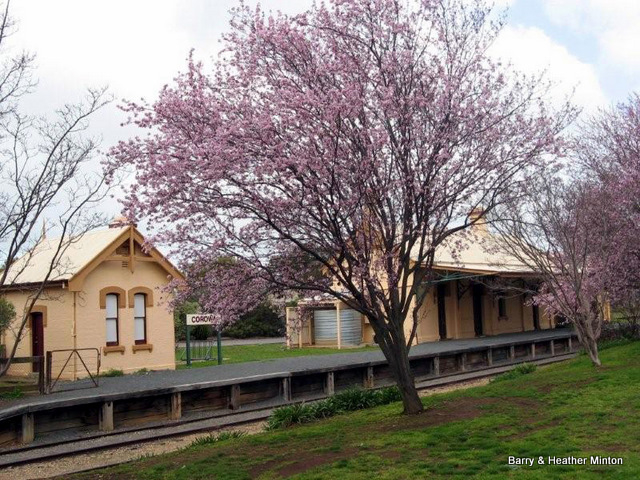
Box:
266 386 402 430
0 387 23 399
491 363 537 383
190 431 245 447
100 369 124 377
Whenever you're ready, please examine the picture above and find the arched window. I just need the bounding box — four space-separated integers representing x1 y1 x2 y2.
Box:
105 293 119 346
134 293 147 344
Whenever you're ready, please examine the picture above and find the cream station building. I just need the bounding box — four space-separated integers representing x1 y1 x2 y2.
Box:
1 220 183 378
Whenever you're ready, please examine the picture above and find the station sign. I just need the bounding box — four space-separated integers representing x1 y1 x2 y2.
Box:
186 313 218 326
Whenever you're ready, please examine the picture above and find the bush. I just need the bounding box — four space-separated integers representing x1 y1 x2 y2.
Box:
266 386 402 430
223 302 284 339
223 303 284 339
174 300 200 341
266 402 316 430
491 363 537 383
0 297 16 337
599 320 640 343
101 368 124 377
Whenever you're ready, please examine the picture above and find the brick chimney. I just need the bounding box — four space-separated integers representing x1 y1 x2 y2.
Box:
468 207 488 233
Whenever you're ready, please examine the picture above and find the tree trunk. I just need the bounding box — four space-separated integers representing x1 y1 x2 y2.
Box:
582 334 601 367
369 312 424 414
574 320 602 367
389 353 424 414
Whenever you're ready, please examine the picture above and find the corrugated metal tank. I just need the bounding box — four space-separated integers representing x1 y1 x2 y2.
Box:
313 308 362 346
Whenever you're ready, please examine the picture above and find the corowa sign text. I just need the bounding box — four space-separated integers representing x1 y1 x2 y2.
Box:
186 314 217 326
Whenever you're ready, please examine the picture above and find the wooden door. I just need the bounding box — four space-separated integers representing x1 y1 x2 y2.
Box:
532 305 540 330
31 312 44 372
437 284 447 340
472 285 484 337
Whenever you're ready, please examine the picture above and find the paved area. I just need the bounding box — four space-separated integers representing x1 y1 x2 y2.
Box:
0 329 572 418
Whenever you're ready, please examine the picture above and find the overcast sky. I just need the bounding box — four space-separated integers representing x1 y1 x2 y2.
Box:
9 0 640 221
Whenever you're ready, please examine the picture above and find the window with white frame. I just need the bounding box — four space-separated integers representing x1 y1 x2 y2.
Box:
134 293 147 344
105 293 119 346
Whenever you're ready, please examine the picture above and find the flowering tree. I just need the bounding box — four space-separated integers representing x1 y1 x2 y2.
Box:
492 178 612 366
110 0 573 414
493 94 640 366
574 94 640 314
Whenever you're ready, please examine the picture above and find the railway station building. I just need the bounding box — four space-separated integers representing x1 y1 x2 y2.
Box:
0 219 183 378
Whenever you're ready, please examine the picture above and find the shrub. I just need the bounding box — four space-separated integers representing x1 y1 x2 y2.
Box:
223 302 284 339
266 386 401 430
330 388 379 411
599 320 640 343
190 431 245 447
491 363 537 383
266 402 316 430
174 300 200 341
0 297 16 337
101 368 124 377
377 385 403 404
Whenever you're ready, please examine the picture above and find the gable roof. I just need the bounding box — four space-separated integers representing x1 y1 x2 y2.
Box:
2 225 184 289
411 225 534 275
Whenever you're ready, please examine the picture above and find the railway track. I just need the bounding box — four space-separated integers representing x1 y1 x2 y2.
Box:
0 353 576 473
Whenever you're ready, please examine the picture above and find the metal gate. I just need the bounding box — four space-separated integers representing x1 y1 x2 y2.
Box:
177 339 215 361
45 348 101 393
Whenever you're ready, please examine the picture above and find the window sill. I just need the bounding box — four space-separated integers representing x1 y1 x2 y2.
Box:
103 345 125 355
132 344 153 353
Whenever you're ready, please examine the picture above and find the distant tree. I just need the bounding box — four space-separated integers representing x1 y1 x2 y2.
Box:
0 0 109 375
493 93 640 367
173 299 200 341
574 94 640 317
493 178 612 366
223 302 284 339
0 297 15 339
110 0 574 413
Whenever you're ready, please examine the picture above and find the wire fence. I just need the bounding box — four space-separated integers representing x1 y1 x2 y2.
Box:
175 339 217 362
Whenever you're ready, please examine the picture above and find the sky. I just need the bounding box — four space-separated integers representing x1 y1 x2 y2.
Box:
8 0 640 221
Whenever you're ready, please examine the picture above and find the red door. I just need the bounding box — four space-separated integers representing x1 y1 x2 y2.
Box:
31 313 44 372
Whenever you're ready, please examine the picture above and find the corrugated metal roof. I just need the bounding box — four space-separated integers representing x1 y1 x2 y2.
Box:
412 226 534 274
3 227 128 285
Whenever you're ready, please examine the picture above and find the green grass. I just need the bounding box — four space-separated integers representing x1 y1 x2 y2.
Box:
100 368 125 377
176 343 378 369
74 342 640 479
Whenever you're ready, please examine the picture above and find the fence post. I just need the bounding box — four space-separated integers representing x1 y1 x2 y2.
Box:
38 357 45 394
217 329 222 365
45 351 52 394
186 325 191 367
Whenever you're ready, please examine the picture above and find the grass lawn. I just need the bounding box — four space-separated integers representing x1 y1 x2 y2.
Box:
76 342 640 479
176 343 378 369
